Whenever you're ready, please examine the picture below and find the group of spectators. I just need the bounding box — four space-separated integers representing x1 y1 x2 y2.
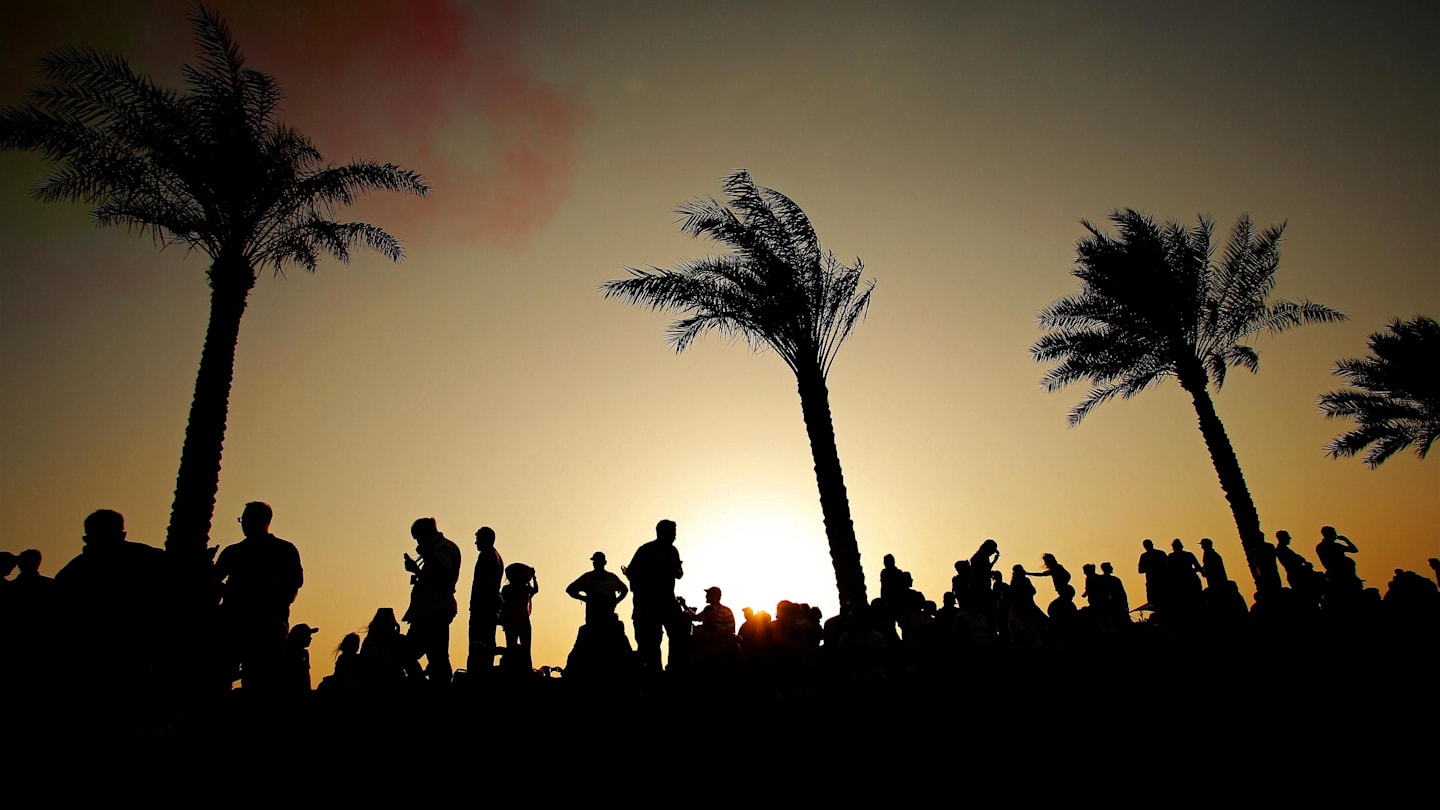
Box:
4 509 1438 707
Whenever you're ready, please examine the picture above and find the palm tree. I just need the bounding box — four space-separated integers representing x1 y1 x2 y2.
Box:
1320 315 1439 466
1 6 428 568
602 170 875 612
1032 209 1345 595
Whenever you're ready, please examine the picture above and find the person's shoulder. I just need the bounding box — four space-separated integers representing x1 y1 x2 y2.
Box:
122 540 165 558
54 553 88 581
270 535 302 557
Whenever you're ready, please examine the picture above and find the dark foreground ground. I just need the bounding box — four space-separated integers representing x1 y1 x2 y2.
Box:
10 621 1433 797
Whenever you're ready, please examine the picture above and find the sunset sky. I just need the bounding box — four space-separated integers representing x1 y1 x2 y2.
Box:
2 0 1436 679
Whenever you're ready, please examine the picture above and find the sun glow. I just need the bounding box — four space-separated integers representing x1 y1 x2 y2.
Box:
680 500 840 620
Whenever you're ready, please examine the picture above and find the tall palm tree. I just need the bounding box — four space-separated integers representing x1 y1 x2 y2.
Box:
602 170 875 612
1032 209 1345 595
1320 315 1439 466
1 6 428 567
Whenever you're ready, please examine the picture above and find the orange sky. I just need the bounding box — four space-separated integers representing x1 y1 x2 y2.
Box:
2 0 1436 681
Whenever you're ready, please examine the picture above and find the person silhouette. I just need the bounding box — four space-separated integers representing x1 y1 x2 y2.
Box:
880 553 920 640
970 539 1001 584
360 607 414 687
11 548 58 616
1100 561 1129 622
402 518 461 684
1276 530 1322 604
1082 563 1104 609
1315 526 1361 594
951 560 972 608
214 501 303 692
1007 564 1047 644
624 519 686 675
1138 539 1170 613
563 551 633 680
9 548 59 685
879 554 914 605
1198 538 1228 589
499 562 539 673
468 526 504 675
1168 539 1203 612
1026 553 1074 600
691 586 739 671
54 509 168 691
693 586 736 639
566 552 628 627
285 623 319 693
1249 532 1283 598
318 631 362 693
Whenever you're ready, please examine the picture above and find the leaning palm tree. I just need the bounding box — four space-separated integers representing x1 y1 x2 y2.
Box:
1032 210 1345 595
1320 315 1439 466
602 170 875 612
1 6 428 568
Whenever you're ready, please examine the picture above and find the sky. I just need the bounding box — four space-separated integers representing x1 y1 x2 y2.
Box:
1 0 1436 680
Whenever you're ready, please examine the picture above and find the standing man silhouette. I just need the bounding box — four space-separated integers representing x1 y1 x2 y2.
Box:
624 519 685 675
403 517 461 684
215 501 303 692
567 551 629 628
1137 538 1170 614
468 526 504 675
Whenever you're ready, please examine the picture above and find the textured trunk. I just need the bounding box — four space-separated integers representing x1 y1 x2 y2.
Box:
795 363 868 613
1178 360 1272 598
166 258 254 561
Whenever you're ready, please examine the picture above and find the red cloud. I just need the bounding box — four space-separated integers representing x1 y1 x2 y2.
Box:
4 0 588 248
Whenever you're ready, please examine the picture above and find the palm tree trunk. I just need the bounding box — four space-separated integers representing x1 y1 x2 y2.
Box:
161 260 254 693
166 260 254 561
1178 365 1273 598
795 364 868 613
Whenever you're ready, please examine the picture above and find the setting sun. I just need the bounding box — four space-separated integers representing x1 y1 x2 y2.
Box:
682 499 842 620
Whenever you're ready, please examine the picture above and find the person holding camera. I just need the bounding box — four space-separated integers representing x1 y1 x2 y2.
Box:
402 517 461 684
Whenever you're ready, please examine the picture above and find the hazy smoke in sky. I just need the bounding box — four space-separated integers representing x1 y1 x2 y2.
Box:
2 0 589 249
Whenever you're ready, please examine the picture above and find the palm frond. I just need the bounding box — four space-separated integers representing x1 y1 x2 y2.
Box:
2 2 426 281
1255 299 1348 333
606 170 871 378
1036 209 1340 421
1319 315 1438 467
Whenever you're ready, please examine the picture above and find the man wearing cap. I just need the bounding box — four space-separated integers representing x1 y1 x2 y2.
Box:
566 551 629 627
691 586 738 670
285 623 319 692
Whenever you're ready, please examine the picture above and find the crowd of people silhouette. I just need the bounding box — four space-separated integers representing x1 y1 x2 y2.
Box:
4 507 1437 725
